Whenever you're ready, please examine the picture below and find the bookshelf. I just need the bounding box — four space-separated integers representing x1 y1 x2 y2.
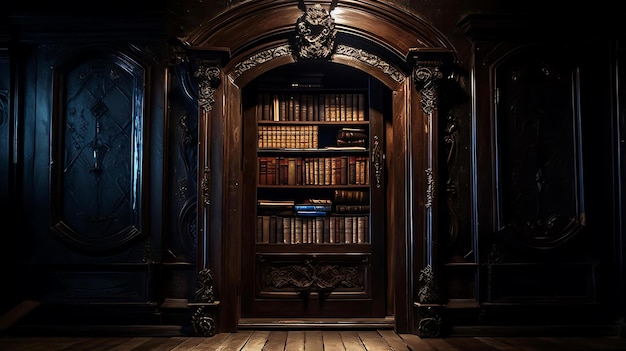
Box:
241 63 386 319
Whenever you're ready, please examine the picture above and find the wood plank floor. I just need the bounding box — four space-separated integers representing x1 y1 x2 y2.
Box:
1 330 626 351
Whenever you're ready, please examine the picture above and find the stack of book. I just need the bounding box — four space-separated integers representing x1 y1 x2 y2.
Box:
294 198 332 216
325 127 367 151
257 199 295 215
331 190 369 243
337 127 367 147
333 189 369 212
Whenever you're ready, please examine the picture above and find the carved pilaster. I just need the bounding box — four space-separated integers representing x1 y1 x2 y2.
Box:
407 48 454 338
188 48 229 336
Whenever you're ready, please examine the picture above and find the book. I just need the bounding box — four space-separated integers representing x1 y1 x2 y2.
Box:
294 204 332 211
335 204 370 213
336 139 366 147
301 198 332 205
336 129 367 141
295 210 328 217
334 189 368 204
325 146 367 151
257 199 295 212
258 199 295 206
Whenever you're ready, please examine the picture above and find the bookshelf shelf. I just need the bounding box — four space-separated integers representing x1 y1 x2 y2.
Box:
257 184 369 189
257 121 369 126
255 244 372 254
257 149 369 154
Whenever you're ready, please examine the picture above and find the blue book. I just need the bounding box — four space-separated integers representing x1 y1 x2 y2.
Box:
295 210 328 216
294 204 332 212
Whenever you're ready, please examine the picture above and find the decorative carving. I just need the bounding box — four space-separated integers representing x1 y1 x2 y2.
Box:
444 114 459 244
233 45 293 79
174 198 198 260
372 135 383 188
416 265 443 334
336 45 405 83
265 261 362 291
191 306 217 336
52 57 144 251
193 64 221 112
413 64 443 115
417 264 441 304
425 168 434 208
294 4 337 60
194 267 216 303
416 305 443 338
232 44 404 83
201 166 211 207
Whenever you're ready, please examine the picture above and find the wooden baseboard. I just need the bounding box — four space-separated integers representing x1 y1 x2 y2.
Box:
238 317 395 329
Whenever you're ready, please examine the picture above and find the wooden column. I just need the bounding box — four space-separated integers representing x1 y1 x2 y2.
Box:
407 48 454 338
190 49 230 336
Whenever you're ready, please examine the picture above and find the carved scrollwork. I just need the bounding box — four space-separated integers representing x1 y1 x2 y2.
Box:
201 166 210 207
416 305 443 338
425 168 434 208
372 135 383 188
232 45 292 79
336 45 405 83
266 262 362 291
294 4 337 60
193 64 221 112
194 267 216 303
417 264 441 304
413 65 443 115
191 306 216 336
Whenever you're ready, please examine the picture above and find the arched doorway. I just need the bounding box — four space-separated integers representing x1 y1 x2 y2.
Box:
182 0 455 333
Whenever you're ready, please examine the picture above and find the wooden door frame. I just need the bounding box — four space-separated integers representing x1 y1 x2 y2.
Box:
185 0 456 334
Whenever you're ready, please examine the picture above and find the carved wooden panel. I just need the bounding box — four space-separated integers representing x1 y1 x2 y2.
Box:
165 63 200 263
258 254 368 296
50 50 145 251
494 47 585 250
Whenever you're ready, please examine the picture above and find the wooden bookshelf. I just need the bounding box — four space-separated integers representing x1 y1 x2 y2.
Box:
241 64 386 319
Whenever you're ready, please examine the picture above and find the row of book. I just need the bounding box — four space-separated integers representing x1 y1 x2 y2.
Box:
258 125 319 149
257 92 367 122
256 215 369 244
258 156 370 186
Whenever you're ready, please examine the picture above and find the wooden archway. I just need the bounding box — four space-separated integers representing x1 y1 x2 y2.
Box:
184 0 456 334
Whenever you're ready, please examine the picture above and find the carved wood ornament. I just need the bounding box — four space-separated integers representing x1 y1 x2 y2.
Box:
294 1 338 60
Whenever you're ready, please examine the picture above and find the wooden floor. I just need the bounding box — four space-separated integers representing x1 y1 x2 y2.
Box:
1 330 626 351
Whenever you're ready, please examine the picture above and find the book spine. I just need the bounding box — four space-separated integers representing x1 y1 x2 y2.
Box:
294 205 332 211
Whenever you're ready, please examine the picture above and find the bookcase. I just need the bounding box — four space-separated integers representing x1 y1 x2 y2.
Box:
241 63 386 319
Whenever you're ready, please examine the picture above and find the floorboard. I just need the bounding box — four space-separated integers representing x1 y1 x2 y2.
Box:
1 330 626 351
319 330 345 351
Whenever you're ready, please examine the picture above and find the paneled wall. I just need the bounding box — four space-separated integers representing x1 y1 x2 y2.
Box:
0 0 624 337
